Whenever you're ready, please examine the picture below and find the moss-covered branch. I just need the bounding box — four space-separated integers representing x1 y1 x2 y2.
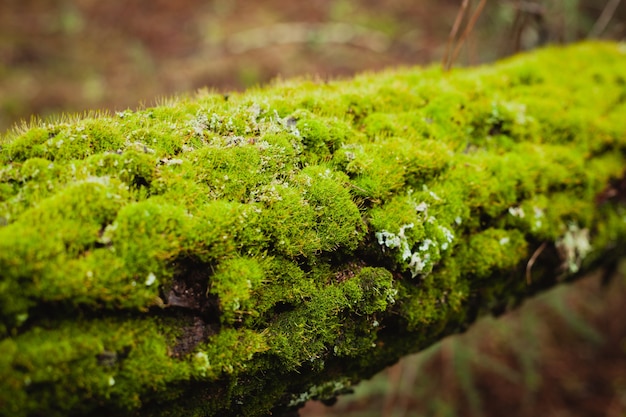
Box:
1 42 626 417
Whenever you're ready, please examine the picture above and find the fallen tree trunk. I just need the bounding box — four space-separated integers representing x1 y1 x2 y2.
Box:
1 41 625 417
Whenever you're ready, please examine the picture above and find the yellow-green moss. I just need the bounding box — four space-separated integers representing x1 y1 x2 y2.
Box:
209 257 265 325
1 42 626 416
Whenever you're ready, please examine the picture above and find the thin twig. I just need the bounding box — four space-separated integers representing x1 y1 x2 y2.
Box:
510 0 525 53
346 181 369 195
443 0 470 71
450 0 487 67
589 0 622 38
526 241 547 284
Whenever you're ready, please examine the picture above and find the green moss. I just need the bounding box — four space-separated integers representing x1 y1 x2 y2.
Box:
0 317 191 417
2 127 51 162
369 191 456 277
268 266 395 370
110 200 190 278
1 42 626 416
296 166 364 252
341 136 452 203
2 119 127 163
191 145 264 201
210 257 265 325
256 166 363 258
247 257 315 323
192 329 268 378
458 228 528 279
187 200 266 261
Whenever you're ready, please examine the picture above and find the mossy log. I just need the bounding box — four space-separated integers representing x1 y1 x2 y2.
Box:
1 42 626 417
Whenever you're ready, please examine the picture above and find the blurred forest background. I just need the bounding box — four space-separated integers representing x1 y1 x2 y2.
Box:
1 1 625 416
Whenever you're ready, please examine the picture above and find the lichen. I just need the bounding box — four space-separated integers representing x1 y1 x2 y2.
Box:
287 378 352 407
556 223 592 273
1 41 626 416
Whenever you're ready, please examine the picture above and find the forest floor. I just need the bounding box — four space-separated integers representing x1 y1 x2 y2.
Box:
2 1 623 131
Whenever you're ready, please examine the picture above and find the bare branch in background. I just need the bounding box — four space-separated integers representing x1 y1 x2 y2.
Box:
224 22 391 54
443 0 470 71
443 0 487 71
450 0 487 67
589 0 622 38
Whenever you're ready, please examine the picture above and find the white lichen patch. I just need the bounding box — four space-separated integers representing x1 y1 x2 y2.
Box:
188 112 209 137
532 206 544 230
277 112 301 138
556 223 591 273
98 222 118 245
509 203 544 231
247 102 262 124
375 223 413 253
508 206 525 218
145 272 157 286
161 158 184 166
288 378 351 407
385 287 398 304
209 113 222 131
375 205 455 278
125 141 156 154
439 226 454 250
116 110 132 118
490 101 530 127
77 176 110 186
414 202 428 213
428 191 442 201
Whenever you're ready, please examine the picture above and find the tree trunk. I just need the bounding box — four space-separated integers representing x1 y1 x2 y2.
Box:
1 41 625 417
